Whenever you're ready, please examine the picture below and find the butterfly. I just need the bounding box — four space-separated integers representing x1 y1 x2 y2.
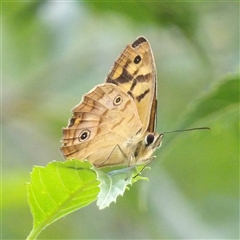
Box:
60 36 162 167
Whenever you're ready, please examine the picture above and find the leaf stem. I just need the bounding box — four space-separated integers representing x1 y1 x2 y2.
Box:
26 226 42 240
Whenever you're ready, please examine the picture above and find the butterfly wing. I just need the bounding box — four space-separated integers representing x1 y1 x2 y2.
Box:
61 84 143 167
105 36 157 133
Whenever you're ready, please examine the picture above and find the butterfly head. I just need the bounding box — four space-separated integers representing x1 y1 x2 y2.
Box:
134 132 163 165
144 132 163 150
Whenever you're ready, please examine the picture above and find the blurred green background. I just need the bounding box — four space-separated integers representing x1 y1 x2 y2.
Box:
2 1 239 239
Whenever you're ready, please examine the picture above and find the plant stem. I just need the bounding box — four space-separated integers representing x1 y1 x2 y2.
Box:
26 227 41 240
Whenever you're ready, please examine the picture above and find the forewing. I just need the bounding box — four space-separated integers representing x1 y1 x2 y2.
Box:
105 36 157 133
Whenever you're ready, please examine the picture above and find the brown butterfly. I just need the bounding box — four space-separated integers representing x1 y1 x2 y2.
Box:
61 36 162 167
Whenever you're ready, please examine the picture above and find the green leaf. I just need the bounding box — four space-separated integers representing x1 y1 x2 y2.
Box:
26 160 100 240
96 165 148 210
178 74 239 128
27 160 148 239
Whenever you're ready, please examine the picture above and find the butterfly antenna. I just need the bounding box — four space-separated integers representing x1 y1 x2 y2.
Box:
161 127 210 135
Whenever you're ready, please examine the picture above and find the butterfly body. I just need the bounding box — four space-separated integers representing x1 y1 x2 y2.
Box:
61 37 162 167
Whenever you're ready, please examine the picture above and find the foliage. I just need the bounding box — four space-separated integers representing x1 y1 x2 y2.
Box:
179 75 239 129
27 73 239 239
26 160 147 239
2 1 239 239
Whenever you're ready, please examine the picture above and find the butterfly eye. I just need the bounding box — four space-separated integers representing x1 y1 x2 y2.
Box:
79 129 91 142
113 95 122 106
134 55 141 64
145 134 155 146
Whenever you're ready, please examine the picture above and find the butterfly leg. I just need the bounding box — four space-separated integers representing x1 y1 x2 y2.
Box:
94 144 128 167
123 153 140 180
132 156 156 178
